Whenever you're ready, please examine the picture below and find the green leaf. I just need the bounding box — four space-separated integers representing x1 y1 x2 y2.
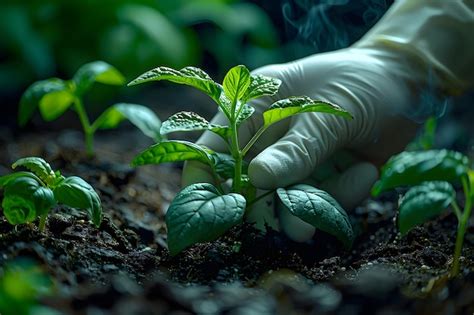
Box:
160 111 230 139
132 140 214 167
0 172 43 188
236 104 255 126
18 79 73 126
277 184 354 248
12 157 57 186
242 74 281 102
398 181 455 235
166 183 246 255
372 150 470 196
2 177 55 225
263 97 352 127
210 153 249 179
95 103 162 141
73 61 125 95
53 176 102 227
39 89 75 122
128 66 223 104
223 65 251 103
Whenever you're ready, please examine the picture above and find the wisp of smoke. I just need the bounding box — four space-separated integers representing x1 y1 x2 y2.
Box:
282 0 449 120
282 0 390 52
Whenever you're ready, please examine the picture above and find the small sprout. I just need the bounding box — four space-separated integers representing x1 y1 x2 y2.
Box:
129 64 354 255
19 61 162 156
0 157 102 231
372 149 474 277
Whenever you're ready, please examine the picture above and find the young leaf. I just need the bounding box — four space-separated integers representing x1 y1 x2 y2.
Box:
73 61 125 95
0 172 43 188
166 183 246 255
277 184 354 248
398 181 455 235
132 140 214 167
128 66 223 104
263 97 352 128
95 103 162 141
210 153 249 179
2 177 55 225
18 79 73 126
39 90 76 122
236 104 255 126
160 111 230 140
242 74 282 103
223 65 251 103
53 176 102 227
12 157 57 186
372 150 470 196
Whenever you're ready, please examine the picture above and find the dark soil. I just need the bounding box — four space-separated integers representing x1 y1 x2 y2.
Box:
1 129 474 315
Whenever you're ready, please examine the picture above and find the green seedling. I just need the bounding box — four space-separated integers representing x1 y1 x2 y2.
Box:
19 61 162 156
372 149 473 276
129 65 355 255
0 157 102 231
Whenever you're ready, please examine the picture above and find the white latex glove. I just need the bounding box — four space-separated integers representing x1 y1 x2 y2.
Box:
183 0 474 242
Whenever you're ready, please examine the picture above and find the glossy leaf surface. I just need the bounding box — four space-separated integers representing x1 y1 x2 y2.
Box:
236 104 255 126
2 177 55 225
277 184 354 248
263 97 352 127
129 66 223 104
398 181 455 235
12 157 57 186
223 65 251 103
96 103 162 141
18 79 72 126
132 140 213 167
166 183 246 255
372 150 470 196
54 176 102 227
73 61 125 94
242 74 281 102
160 111 230 139
39 90 75 122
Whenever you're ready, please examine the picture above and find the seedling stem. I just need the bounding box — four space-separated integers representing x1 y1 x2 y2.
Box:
451 176 472 276
74 98 94 156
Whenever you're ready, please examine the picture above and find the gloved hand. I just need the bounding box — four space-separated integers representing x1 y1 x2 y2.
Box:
183 0 474 242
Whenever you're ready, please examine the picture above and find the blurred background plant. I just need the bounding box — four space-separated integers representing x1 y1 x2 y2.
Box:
0 258 56 315
0 0 280 114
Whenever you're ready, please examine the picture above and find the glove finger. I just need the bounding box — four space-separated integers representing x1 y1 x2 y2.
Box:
245 189 279 232
278 203 316 243
248 112 351 190
319 162 379 209
181 160 216 186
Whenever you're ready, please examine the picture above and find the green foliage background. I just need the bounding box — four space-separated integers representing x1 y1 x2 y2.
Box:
0 0 288 97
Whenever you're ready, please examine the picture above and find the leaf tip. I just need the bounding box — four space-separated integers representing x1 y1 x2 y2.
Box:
127 79 139 87
130 158 140 167
371 183 382 197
